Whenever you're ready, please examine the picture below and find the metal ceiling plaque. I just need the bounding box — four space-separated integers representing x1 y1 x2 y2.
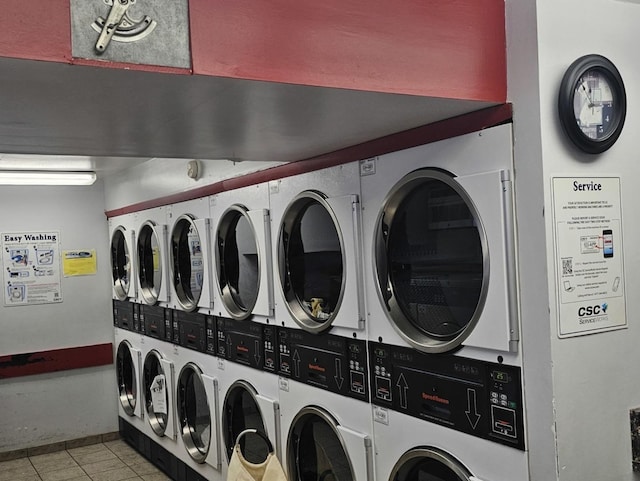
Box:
70 0 190 68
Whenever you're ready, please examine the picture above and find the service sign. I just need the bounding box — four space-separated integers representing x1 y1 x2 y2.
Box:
2 231 63 306
552 177 626 337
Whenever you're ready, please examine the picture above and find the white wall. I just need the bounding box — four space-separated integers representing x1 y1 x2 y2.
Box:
103 158 283 211
508 0 640 479
0 181 117 452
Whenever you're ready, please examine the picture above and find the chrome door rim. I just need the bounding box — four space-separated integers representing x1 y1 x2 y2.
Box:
374 169 489 353
143 349 168 437
111 226 131 300
216 205 261 320
170 214 203 312
137 220 162 305
177 363 211 463
278 191 347 333
389 447 472 481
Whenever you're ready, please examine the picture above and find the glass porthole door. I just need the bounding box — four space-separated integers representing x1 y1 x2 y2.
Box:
170 215 205 311
217 206 261 320
177 363 213 464
116 341 140 417
111 226 132 300
287 407 355 481
222 381 269 462
390 448 472 481
375 169 489 353
143 350 171 437
138 221 164 305
279 192 346 333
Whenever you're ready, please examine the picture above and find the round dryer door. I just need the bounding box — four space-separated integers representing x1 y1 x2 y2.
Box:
217 206 260 320
222 381 269 462
116 341 137 416
375 169 488 353
143 350 169 436
279 191 345 333
177 363 211 463
389 448 473 481
170 215 204 311
287 407 354 481
138 221 164 305
111 226 131 300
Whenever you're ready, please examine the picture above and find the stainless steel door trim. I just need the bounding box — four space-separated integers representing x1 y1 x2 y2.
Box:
389 447 472 481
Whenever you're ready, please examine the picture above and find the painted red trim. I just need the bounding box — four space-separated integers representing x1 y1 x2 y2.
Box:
105 104 512 218
71 58 193 76
0 0 71 63
0 343 113 379
190 0 506 100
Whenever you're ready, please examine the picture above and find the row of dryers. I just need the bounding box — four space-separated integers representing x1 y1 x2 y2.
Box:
114 302 525 481
109 124 529 481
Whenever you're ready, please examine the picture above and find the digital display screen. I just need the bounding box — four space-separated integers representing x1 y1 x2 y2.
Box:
492 370 510 383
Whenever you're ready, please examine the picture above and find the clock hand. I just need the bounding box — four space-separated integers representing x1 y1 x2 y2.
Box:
579 80 595 108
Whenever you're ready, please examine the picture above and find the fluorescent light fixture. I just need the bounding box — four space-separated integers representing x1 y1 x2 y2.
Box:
0 171 97 185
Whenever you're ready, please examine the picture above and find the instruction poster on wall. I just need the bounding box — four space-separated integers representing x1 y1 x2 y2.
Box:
2 231 63 306
552 177 626 337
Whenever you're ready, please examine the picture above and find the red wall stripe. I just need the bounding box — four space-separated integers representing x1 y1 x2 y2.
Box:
105 103 512 218
0 343 113 379
190 0 506 100
0 0 71 62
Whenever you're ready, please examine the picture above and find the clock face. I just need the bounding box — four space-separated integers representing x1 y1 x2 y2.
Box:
558 55 626 154
573 69 615 141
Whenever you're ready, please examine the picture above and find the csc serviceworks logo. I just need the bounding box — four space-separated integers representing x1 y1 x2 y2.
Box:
578 303 608 318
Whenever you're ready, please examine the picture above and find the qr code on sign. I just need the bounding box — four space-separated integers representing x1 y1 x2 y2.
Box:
562 258 573 276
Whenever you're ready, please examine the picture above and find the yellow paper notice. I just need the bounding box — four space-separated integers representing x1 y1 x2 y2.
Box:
63 250 97 277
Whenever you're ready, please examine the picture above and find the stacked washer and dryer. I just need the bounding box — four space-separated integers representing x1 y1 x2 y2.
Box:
210 182 282 481
269 162 374 481
108 123 529 481
362 124 528 481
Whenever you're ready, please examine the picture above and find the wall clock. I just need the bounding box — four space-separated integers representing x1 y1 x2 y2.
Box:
558 54 626 154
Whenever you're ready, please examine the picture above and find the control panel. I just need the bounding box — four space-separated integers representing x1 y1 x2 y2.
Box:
215 317 277 372
175 310 207 352
277 327 368 402
369 341 525 450
113 300 134 331
141 305 171 342
132 303 143 333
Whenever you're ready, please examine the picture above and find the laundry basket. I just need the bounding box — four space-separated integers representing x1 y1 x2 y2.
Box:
227 429 288 481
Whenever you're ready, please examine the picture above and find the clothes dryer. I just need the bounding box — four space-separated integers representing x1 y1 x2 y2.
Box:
211 182 274 324
279 378 374 481
361 124 519 359
167 197 214 313
114 323 145 434
109 214 136 301
216 359 281 480
269 163 364 338
373 408 528 481
172 310 223 479
361 125 527 479
138 305 179 442
135 207 171 306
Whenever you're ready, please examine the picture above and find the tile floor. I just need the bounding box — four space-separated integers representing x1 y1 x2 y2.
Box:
0 440 171 481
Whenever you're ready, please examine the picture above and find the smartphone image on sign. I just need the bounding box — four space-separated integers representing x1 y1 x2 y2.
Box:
603 229 613 258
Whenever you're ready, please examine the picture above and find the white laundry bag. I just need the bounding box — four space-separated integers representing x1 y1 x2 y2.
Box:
227 429 288 481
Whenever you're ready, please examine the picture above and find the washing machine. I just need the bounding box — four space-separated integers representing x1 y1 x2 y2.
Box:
269 162 364 338
136 206 171 306
211 304 280 477
171 309 223 479
211 182 274 324
109 214 137 302
167 197 214 314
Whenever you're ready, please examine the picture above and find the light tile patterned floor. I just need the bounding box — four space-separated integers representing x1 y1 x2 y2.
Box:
0 441 172 481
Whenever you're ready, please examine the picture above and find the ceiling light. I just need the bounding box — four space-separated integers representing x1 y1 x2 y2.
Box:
0 171 97 185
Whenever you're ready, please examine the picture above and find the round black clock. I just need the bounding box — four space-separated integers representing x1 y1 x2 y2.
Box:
558 54 626 154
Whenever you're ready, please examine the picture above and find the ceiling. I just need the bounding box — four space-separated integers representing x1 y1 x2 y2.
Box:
0 57 496 170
